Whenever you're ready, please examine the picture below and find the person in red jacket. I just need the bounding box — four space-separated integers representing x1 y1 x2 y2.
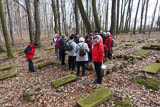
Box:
104 32 113 59
92 35 104 84
57 37 61 61
24 43 35 72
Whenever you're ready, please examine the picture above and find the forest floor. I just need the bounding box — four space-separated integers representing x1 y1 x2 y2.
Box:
0 32 160 107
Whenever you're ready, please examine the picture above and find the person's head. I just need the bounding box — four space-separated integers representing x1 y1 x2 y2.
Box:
55 34 59 38
79 37 85 42
93 35 100 44
70 35 74 40
61 35 65 39
106 32 111 36
95 30 99 35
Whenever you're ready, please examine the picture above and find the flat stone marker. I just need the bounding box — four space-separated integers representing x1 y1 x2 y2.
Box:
143 63 160 74
0 65 13 71
33 58 43 63
135 50 151 56
77 88 112 107
52 74 77 88
0 71 18 80
38 61 54 69
151 43 160 48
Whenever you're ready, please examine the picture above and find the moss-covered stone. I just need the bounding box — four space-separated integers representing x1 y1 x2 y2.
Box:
52 74 77 88
114 41 120 46
0 71 18 80
52 62 61 67
132 77 160 91
125 42 136 46
0 64 14 71
135 50 151 56
33 58 43 63
150 43 160 48
142 46 160 51
115 99 133 107
38 61 54 69
143 63 160 74
45 47 54 51
33 56 40 59
77 88 112 107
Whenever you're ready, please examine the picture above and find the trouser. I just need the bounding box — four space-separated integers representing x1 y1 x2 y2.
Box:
108 50 112 59
61 51 65 65
68 56 76 70
77 61 86 76
55 47 59 59
28 59 35 72
59 48 61 61
88 52 92 62
94 62 102 83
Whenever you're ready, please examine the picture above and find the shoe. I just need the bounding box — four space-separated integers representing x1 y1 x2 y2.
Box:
93 80 98 84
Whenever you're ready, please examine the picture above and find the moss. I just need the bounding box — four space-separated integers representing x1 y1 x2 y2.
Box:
52 62 61 67
135 50 151 56
35 88 42 92
125 42 136 46
38 61 54 69
33 58 43 63
33 56 40 59
143 63 160 74
0 71 18 80
0 64 14 71
52 74 77 88
103 58 108 62
145 78 160 91
114 41 120 46
23 89 35 102
132 77 160 91
112 65 118 72
77 88 112 107
45 47 54 51
150 43 160 48
115 99 133 107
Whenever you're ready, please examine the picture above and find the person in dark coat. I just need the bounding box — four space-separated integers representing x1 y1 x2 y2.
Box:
60 35 66 65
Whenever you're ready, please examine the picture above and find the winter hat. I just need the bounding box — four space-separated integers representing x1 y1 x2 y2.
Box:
106 32 111 35
70 35 74 39
79 37 85 42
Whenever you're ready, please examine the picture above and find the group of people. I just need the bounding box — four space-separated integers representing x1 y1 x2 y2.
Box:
54 31 114 84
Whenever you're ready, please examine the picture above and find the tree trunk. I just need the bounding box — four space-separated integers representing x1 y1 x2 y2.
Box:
75 0 79 34
0 0 13 59
110 0 116 35
149 0 158 36
92 0 101 32
25 0 34 43
34 0 41 47
77 0 92 34
105 0 109 31
18 0 23 39
143 0 149 33
51 0 58 34
6 0 14 46
139 0 146 33
56 0 61 35
116 0 120 34
133 0 141 34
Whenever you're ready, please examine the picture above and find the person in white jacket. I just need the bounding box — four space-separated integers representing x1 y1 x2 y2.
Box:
76 37 89 76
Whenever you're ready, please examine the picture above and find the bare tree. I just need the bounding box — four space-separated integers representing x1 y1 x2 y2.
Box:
110 0 116 35
143 0 150 33
116 0 120 34
139 0 146 33
105 0 109 31
56 0 61 35
75 0 79 34
0 0 13 59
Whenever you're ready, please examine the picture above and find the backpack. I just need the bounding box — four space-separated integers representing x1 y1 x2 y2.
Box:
65 42 73 51
78 43 86 56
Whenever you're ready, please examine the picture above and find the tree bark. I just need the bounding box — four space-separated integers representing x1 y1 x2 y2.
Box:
143 0 149 33
34 0 41 47
6 0 14 46
25 0 34 43
116 0 120 34
105 0 109 31
139 0 146 33
0 0 13 59
75 0 79 34
133 0 141 34
110 0 116 35
92 0 101 32
77 0 93 34
56 0 61 35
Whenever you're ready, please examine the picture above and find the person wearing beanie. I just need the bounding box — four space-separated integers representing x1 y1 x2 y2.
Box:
76 37 89 76
92 35 104 84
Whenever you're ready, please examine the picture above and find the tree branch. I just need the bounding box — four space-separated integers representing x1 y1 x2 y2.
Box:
13 0 27 13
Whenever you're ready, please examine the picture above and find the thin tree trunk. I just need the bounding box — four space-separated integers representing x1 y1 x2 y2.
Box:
77 0 93 34
0 0 13 59
139 0 146 33
18 0 23 39
105 0 109 31
6 0 14 46
116 0 120 34
34 0 41 47
110 0 116 35
92 0 101 32
75 0 79 34
133 0 141 34
56 0 61 35
51 0 58 34
143 0 149 33
25 0 34 43
149 0 158 36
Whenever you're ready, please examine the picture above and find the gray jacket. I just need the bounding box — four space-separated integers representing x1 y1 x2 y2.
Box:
67 40 78 56
76 42 89 62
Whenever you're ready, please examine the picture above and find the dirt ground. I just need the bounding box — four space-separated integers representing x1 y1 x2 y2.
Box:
0 32 160 107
